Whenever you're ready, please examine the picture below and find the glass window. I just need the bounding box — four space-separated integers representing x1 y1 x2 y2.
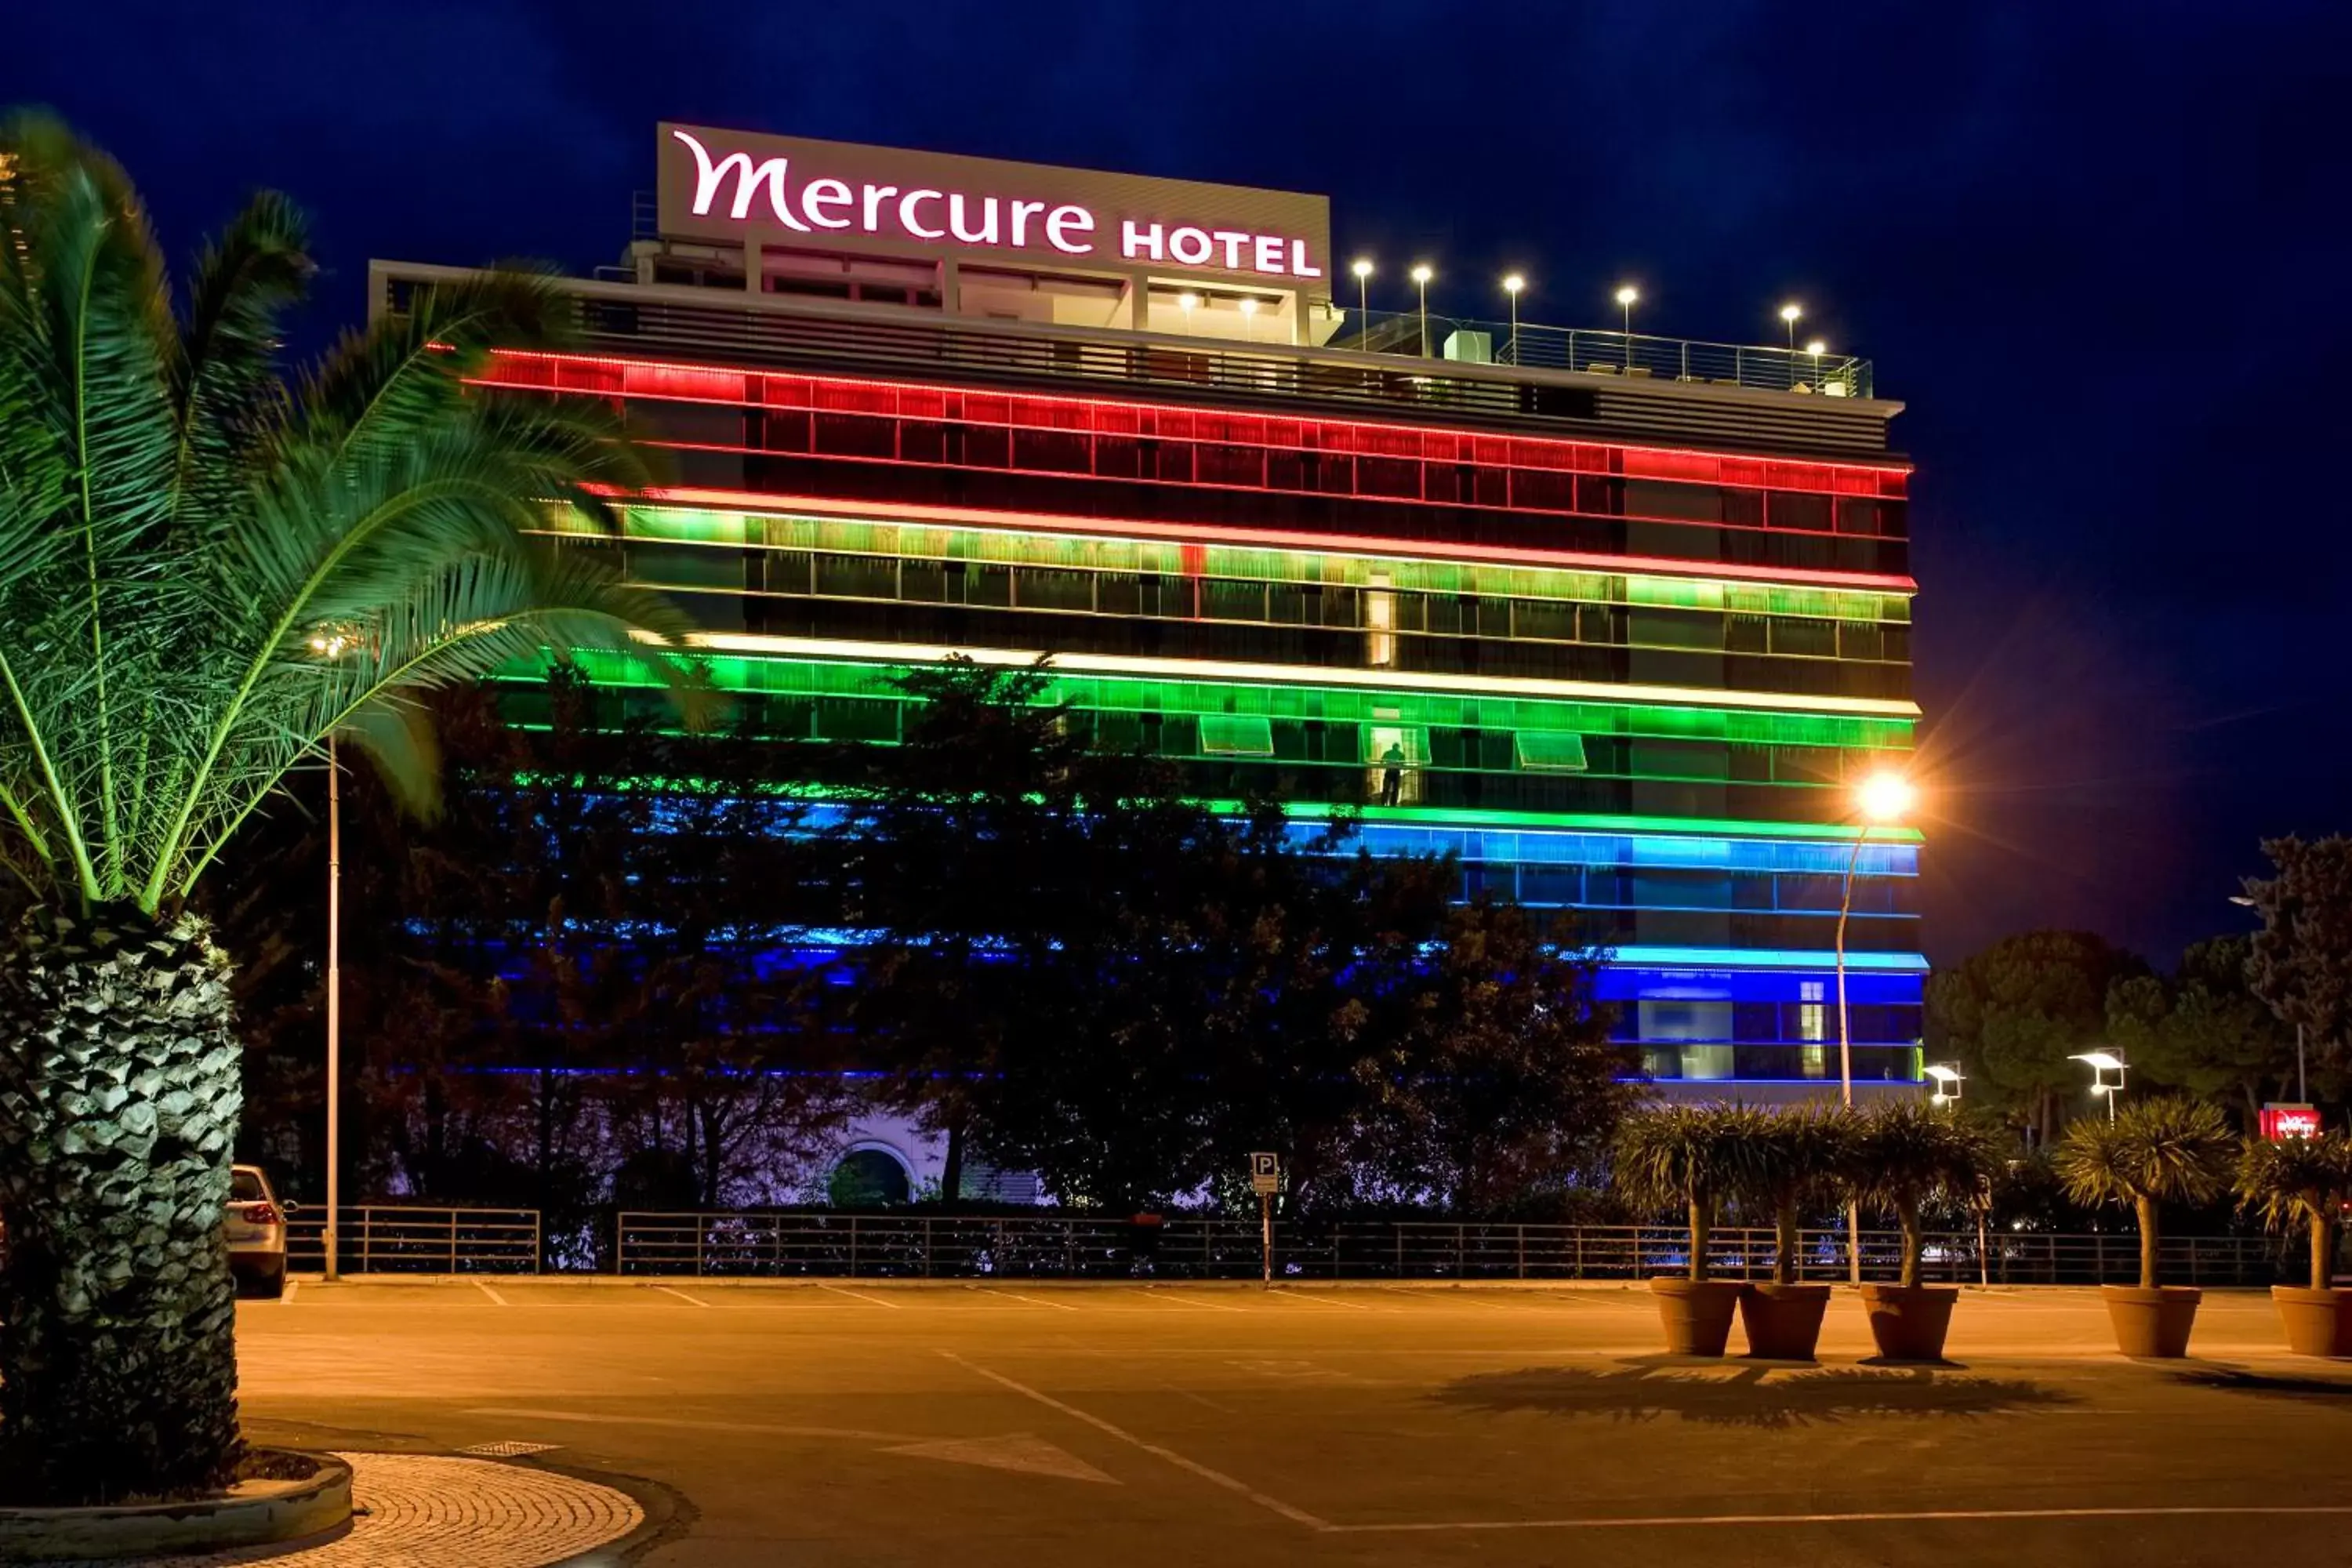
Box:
1199 714 1275 757
1011 568 1094 612
1201 579 1268 622
1515 732 1589 773
813 554 897 600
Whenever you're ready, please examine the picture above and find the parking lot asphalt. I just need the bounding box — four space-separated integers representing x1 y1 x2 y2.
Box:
235 1280 2352 1566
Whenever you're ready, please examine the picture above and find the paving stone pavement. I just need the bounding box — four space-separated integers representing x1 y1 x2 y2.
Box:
137 1452 644 1567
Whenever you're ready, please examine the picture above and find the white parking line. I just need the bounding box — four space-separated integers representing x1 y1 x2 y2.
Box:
1123 1289 1247 1313
939 1352 1327 1529
1265 1290 1377 1311
476 1281 509 1306
281 1280 299 1305
991 1290 1083 1312
655 1286 713 1308
819 1283 903 1309
1327 1504 2352 1534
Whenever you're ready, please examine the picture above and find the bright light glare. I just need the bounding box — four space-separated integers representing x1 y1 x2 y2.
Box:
1856 771 1915 822
1614 285 1639 307
1924 1064 1962 1084
1806 339 1828 356
1410 263 1433 285
2071 1051 2126 1073
1238 297 1260 316
1351 258 1374 280
1780 302 1804 323
1177 292 1199 310
1502 274 1525 295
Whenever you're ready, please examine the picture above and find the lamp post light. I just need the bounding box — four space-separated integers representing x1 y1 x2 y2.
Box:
1238 295 1259 343
1614 284 1639 368
1350 258 1373 343
2070 1050 2129 1120
1501 274 1524 363
1925 1062 1965 1108
305 630 353 1283
1177 291 1199 337
1805 339 1827 392
1410 264 1433 357
1839 768 1916 1283
1780 300 1803 353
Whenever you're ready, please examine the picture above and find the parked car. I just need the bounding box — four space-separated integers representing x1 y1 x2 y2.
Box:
227 1164 289 1298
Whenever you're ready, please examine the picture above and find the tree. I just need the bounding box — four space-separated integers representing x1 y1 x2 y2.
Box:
2236 1131 2352 1293
1733 1104 1856 1285
1847 1102 2001 1288
2107 935 2302 1126
1612 1105 1762 1281
2053 1097 2236 1290
1927 931 2146 1149
0 118 677 1502
2241 836 2352 1083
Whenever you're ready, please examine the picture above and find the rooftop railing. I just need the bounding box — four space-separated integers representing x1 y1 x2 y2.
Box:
1336 306 1872 399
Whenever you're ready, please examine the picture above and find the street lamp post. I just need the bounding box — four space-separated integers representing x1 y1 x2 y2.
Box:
1239 295 1259 343
1780 300 1803 353
1839 769 1916 1283
1501 274 1524 363
1615 284 1639 369
1351 259 1373 344
2070 1051 2129 1120
324 733 341 1282
1177 291 1198 336
1410 264 1433 357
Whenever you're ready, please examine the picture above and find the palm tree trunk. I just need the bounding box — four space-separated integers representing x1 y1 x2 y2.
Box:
2313 1211 2335 1294
1897 1197 1922 1288
0 908 245 1504
1688 1198 1711 1282
1774 1200 1801 1286
2136 1195 2161 1290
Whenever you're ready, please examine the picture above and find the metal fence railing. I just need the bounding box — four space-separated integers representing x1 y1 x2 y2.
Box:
284 1207 542 1275
610 1213 2288 1287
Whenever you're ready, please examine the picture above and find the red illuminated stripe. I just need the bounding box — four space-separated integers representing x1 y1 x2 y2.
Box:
476 347 1912 495
590 484 1921 594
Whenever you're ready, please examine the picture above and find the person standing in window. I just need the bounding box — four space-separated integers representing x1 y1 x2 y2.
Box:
1379 740 1407 807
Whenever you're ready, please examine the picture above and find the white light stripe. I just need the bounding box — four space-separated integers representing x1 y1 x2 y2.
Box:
676 633 1921 720
655 1286 712 1308
475 1281 509 1306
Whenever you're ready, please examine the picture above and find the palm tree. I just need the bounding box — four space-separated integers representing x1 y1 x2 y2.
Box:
0 116 679 1503
1849 1101 1999 1288
2053 1097 2235 1290
2235 1131 2352 1293
1739 1103 1856 1285
1612 1104 1760 1281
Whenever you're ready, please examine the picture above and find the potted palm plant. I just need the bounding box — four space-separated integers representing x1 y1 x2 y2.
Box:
1613 1104 1759 1356
1847 1102 1998 1361
2235 1130 2352 1357
1733 1103 1853 1359
2053 1097 2236 1358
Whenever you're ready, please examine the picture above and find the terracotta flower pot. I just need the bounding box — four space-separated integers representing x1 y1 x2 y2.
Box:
2270 1287 2352 1357
1858 1283 1958 1361
1738 1282 1832 1359
2101 1284 2201 1358
1648 1276 1744 1356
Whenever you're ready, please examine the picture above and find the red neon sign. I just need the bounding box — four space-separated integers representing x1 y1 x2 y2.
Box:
2261 1104 2322 1142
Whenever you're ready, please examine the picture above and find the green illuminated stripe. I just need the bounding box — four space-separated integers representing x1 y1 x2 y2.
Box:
548 505 1911 625
551 648 1914 750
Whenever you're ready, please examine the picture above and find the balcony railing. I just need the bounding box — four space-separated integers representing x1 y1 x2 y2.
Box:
1338 307 1872 399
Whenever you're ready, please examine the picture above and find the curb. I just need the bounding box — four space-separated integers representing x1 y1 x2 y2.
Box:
0 1452 350 1563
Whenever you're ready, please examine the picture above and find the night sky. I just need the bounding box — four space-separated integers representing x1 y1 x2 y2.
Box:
15 2 2348 969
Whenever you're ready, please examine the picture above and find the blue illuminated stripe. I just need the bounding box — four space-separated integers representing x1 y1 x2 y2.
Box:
1610 946 1928 972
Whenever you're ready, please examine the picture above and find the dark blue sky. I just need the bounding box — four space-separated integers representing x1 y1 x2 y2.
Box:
16 2 2349 967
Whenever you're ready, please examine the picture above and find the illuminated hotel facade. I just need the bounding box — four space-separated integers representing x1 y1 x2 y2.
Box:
376 125 1925 1109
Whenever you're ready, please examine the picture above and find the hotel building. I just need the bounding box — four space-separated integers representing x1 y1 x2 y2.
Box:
374 125 1926 1134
